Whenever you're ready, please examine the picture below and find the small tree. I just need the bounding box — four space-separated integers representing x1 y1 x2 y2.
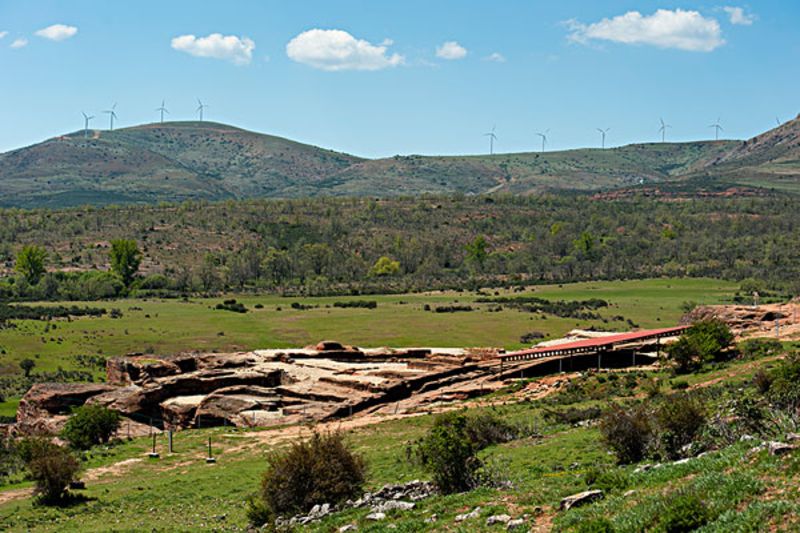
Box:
655 394 706 459
412 412 480 494
19 358 36 378
599 403 653 464
18 438 80 504
252 431 365 524
369 256 400 277
109 239 142 287
465 235 489 271
15 245 47 285
62 404 121 450
667 319 734 373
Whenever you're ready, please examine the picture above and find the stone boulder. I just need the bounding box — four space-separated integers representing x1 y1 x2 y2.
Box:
560 489 604 511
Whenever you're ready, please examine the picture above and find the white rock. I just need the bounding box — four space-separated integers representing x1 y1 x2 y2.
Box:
768 441 796 456
338 525 357 532
455 507 481 522
506 518 526 530
366 512 386 521
486 514 512 526
374 501 415 513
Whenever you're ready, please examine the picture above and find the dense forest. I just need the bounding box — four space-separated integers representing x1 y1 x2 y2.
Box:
0 193 799 300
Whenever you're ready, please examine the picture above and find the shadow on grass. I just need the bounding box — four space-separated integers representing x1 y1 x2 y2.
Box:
34 491 95 508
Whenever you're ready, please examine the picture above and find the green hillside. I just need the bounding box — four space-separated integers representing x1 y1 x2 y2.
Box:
1 117 800 207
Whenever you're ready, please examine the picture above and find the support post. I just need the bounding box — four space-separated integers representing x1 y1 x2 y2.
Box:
168 429 173 454
206 436 216 464
148 433 159 459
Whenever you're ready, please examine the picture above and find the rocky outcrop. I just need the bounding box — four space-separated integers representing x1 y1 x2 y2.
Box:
16 383 115 434
16 344 506 433
682 302 798 339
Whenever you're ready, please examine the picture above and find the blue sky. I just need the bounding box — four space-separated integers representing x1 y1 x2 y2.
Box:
0 1 798 157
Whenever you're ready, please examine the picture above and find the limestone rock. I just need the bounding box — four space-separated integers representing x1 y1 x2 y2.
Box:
560 489 604 511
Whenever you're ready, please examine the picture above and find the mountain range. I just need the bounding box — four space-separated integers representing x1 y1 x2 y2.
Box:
1 117 799 208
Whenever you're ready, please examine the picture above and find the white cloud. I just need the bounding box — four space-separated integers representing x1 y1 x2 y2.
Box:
10 38 28 49
171 33 255 65
485 52 506 63
723 6 755 26
35 24 78 41
567 9 724 52
0 31 8 40
286 29 404 71
436 40 467 60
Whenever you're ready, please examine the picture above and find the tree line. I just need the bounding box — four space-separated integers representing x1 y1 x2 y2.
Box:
1 194 799 300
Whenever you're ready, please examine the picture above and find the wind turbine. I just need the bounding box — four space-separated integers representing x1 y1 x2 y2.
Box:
658 118 672 143
483 126 497 155
156 100 169 124
196 99 208 121
597 127 610 149
103 103 118 131
536 129 549 153
81 112 94 138
708 118 723 141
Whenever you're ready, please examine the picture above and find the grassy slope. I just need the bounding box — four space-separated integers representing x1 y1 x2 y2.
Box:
0 120 757 208
0 278 735 383
1 345 797 532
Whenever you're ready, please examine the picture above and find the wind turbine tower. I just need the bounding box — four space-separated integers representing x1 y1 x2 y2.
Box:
709 118 723 141
597 127 610 149
196 99 208 121
483 126 497 155
156 100 169 124
81 112 94 138
658 118 672 143
103 103 118 131
536 130 549 153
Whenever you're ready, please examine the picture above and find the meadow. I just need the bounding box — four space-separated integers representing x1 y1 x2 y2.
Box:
0 278 736 409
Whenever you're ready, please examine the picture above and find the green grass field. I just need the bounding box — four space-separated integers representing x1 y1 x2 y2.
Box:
0 278 736 415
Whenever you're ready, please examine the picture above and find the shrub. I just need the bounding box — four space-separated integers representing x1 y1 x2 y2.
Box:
464 412 519 449
599 404 653 464
543 406 602 426
753 369 772 394
61 404 121 450
739 338 783 360
411 412 481 494
576 518 616 533
667 319 734 373
670 380 689 390
657 492 711 532
655 394 706 459
215 300 247 313
254 431 365 523
767 353 800 409
19 438 80 504
584 466 629 493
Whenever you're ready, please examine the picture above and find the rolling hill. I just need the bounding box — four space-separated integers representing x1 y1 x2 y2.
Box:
1 117 799 208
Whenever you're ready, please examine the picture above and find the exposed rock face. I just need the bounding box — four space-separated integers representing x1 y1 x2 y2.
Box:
16 344 506 433
682 302 799 339
16 383 115 435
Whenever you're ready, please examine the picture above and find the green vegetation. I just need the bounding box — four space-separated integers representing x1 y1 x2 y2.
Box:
666 319 735 373
249 431 366 525
61 405 121 450
109 239 141 288
0 278 736 409
14 246 47 285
